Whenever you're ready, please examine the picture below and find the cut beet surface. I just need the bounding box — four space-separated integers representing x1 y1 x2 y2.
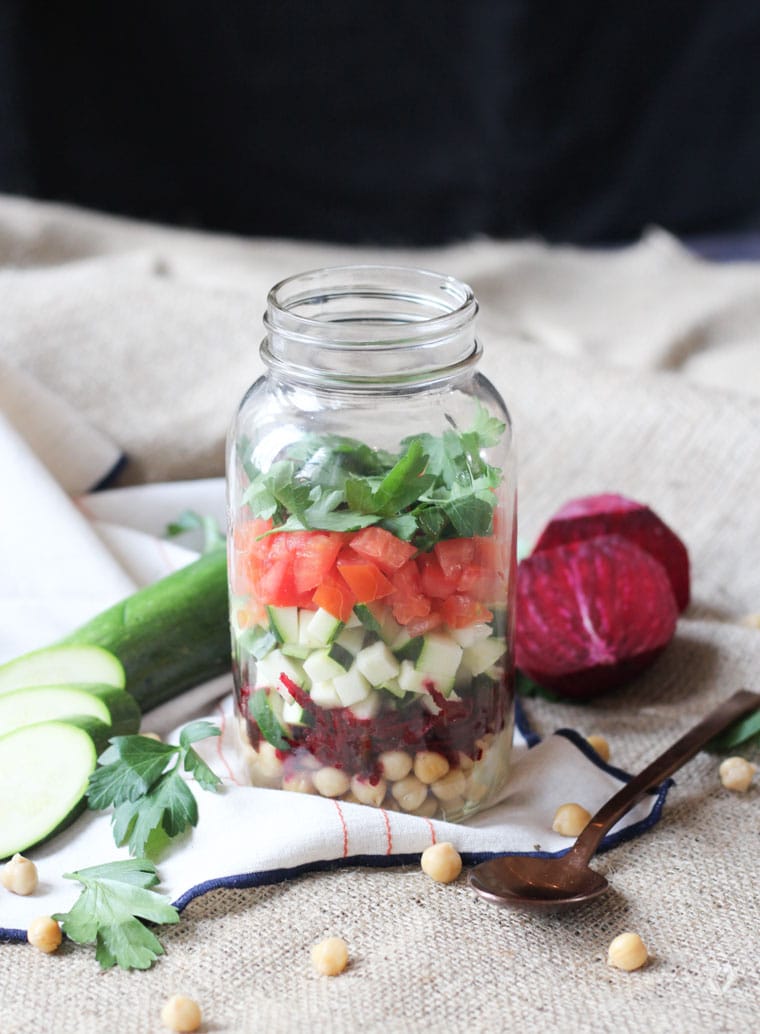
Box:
533 493 690 612
516 533 678 698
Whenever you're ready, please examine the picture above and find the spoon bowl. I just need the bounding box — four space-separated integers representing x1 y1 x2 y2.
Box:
468 689 760 911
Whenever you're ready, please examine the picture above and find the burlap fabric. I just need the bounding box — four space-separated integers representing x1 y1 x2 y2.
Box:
1 197 758 1033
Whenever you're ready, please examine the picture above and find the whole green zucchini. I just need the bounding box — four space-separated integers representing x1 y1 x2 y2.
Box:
60 549 231 711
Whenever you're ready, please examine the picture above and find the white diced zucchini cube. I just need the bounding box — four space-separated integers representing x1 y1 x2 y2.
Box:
267 605 300 644
416 632 463 680
333 664 372 707
348 690 382 720
450 622 493 648
463 637 507 676
356 641 400 687
303 648 350 683
305 607 344 646
309 680 343 710
335 626 366 655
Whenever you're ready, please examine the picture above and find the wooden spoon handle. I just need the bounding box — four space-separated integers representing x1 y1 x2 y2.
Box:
570 689 760 866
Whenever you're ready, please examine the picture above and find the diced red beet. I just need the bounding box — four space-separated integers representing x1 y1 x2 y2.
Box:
532 493 690 611
516 533 678 698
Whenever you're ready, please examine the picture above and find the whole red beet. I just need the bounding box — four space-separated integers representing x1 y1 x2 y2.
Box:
516 534 679 698
533 493 690 611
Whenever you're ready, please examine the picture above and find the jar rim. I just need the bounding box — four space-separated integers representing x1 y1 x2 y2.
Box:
264 264 477 347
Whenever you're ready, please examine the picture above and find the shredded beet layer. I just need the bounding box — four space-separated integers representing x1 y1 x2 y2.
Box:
237 671 512 780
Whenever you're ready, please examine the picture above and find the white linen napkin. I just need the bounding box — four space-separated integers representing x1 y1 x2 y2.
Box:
0 390 670 937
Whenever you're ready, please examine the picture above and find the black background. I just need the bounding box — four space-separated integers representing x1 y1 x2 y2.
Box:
2 1 759 244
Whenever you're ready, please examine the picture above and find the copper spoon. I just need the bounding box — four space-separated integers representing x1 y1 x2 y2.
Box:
468 688 760 912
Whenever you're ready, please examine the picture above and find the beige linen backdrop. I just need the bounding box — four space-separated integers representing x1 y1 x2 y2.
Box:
1 196 759 1033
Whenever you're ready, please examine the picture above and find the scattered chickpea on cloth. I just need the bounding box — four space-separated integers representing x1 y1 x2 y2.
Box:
421 842 463 884
719 756 757 792
1 853 39 895
27 916 62 954
607 932 649 971
160 995 202 1032
552 803 591 837
311 936 349 976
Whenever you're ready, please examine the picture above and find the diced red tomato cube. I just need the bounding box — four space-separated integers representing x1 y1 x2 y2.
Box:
405 611 444 637
457 564 505 603
313 576 356 622
337 561 394 603
349 526 417 571
440 593 492 629
417 554 459 599
392 594 431 625
434 537 476 579
292 531 345 593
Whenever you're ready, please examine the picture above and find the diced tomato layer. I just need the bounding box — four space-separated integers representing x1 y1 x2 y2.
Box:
232 521 505 632
349 526 417 571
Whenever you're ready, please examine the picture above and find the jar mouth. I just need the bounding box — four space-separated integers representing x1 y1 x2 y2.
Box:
262 265 480 386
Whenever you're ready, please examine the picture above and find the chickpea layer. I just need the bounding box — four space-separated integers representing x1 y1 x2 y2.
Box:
311 936 349 976
160 995 202 1032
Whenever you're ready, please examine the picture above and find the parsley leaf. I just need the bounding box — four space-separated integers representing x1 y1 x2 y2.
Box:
88 722 222 857
165 510 225 554
53 859 179 971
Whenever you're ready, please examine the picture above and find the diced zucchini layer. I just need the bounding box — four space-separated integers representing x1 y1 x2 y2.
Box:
238 603 508 721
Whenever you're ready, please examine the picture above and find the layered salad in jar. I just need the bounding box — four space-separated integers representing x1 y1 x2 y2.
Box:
229 407 515 820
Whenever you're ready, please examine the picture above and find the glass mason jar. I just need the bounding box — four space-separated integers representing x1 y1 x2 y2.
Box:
227 266 517 821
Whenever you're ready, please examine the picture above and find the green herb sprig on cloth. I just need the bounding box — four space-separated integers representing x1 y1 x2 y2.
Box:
53 859 179 971
87 721 222 857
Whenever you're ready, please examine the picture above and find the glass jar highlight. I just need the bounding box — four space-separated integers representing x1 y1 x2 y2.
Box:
227 266 516 821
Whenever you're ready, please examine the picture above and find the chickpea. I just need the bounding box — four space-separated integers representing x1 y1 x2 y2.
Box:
350 775 387 807
431 769 467 801
607 932 649 972
413 751 450 785
160 994 202 1032
282 769 316 794
552 803 591 837
2 854 39 896
420 842 462 884
457 751 474 773
313 766 351 798
311 936 349 976
586 734 610 763
719 756 757 793
379 749 413 782
256 741 284 780
391 775 428 812
27 916 62 954
411 794 440 819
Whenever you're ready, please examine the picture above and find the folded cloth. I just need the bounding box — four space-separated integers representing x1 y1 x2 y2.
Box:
0 452 669 937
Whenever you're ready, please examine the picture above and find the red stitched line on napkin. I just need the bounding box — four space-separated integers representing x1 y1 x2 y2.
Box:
333 800 349 857
380 809 393 855
215 701 241 786
425 819 436 845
